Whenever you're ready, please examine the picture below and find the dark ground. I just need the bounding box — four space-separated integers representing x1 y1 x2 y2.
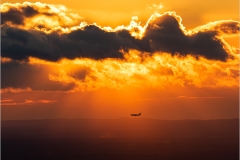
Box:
1 118 239 160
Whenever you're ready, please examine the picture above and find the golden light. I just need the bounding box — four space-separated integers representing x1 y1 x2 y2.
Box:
25 48 239 93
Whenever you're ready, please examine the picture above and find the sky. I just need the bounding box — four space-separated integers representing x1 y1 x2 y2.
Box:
1 0 239 120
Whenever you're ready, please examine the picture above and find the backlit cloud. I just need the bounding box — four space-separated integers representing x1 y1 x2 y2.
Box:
1 2 83 29
1 51 238 92
0 98 57 106
1 3 239 62
1 2 239 93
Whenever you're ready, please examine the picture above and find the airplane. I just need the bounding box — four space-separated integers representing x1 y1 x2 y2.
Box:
130 112 141 116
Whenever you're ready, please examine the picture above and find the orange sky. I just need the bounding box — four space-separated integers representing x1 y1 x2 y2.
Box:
2 0 238 27
1 0 238 46
1 1 239 120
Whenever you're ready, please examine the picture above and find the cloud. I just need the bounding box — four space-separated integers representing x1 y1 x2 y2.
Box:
0 3 239 92
175 96 224 99
1 50 239 92
1 2 83 28
1 98 14 103
6 52 237 92
1 3 239 62
146 3 164 11
1 25 132 61
0 98 57 106
1 60 76 91
144 13 239 61
1 6 31 25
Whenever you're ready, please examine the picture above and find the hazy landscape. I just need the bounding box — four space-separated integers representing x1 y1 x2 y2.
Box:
2 118 239 160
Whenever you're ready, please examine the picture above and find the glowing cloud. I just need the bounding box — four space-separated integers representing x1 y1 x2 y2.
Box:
1 50 238 92
1 2 239 93
0 98 57 106
1 3 239 62
1 2 83 29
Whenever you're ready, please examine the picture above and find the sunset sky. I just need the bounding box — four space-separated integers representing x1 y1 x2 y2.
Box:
1 0 239 120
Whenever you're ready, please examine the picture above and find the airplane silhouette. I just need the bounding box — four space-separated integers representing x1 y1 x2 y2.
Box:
130 112 141 116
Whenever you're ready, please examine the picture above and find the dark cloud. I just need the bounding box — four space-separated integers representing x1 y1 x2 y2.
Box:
1 4 61 26
188 31 229 60
144 14 235 61
1 61 76 91
213 21 240 34
22 6 39 17
1 6 39 25
1 25 148 61
145 15 189 54
1 12 239 61
1 8 25 25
